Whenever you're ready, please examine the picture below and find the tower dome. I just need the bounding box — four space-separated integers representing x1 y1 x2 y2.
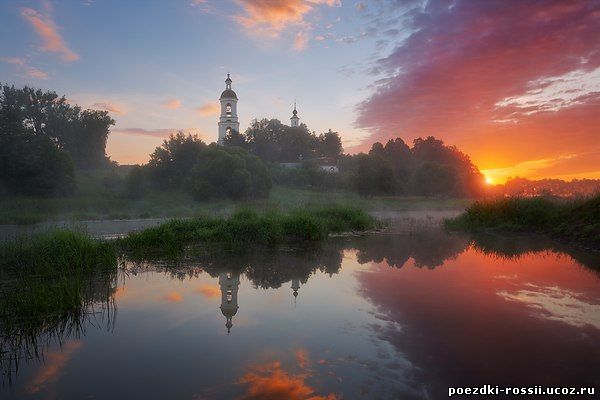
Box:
220 73 238 99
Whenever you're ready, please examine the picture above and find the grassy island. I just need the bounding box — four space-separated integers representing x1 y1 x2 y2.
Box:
445 194 600 249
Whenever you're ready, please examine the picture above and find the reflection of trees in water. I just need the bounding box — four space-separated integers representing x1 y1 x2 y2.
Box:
128 243 344 290
0 270 118 387
352 230 469 269
127 230 599 288
469 232 600 272
3 230 597 387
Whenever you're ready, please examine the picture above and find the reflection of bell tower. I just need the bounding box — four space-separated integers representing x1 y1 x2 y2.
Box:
291 278 300 305
219 271 240 334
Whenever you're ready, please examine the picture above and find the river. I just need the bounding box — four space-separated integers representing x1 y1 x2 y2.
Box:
1 227 599 399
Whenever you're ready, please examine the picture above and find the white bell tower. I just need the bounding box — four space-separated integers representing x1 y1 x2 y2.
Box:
218 73 240 145
290 100 300 127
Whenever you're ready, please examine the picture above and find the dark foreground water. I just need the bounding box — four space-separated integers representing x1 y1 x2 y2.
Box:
1 230 599 399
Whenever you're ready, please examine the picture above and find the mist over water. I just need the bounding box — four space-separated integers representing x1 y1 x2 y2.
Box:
2 229 599 399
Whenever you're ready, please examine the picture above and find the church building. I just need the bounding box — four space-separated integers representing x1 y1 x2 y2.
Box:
217 73 300 144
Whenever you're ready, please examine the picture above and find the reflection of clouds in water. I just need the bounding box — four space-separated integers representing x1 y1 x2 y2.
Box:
498 284 600 330
26 340 83 395
237 344 422 400
164 291 183 303
195 284 220 299
238 349 339 400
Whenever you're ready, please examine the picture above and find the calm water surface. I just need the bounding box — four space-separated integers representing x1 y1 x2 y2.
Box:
2 230 599 399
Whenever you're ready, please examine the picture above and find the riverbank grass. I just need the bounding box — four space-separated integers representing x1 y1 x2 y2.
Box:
120 205 377 254
0 229 117 275
444 195 600 248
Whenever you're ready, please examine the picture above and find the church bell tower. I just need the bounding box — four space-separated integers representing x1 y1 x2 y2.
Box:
218 73 240 145
290 101 300 127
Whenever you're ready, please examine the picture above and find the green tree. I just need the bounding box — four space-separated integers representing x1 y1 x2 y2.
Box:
349 154 395 197
318 129 343 158
223 128 248 148
147 132 206 189
186 145 271 201
412 136 484 196
412 162 457 197
0 132 75 196
0 84 115 169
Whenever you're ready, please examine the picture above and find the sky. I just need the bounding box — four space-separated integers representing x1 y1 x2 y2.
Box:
1 0 599 183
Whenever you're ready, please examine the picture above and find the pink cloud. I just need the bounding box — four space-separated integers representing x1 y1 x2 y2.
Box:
197 102 219 116
355 0 600 180
90 102 124 115
2 57 48 80
2 57 25 66
26 67 48 80
163 99 182 109
21 7 80 62
293 31 308 51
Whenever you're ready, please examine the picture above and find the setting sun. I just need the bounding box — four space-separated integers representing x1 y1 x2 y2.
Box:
485 176 493 185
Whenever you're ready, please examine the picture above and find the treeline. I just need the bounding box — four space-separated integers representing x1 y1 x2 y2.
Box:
347 137 486 197
491 177 600 198
0 84 114 196
225 118 485 197
224 118 343 161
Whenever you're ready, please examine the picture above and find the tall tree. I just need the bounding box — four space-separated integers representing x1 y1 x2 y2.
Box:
0 84 115 169
318 129 343 158
147 131 206 189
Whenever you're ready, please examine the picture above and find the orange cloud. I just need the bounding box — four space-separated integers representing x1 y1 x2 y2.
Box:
234 0 340 36
238 361 338 400
90 102 125 115
197 102 219 116
196 284 220 299
21 7 79 62
164 99 182 109
26 340 83 394
164 292 183 302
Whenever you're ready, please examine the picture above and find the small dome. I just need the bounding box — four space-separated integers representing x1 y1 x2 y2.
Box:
221 306 238 318
220 89 238 99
